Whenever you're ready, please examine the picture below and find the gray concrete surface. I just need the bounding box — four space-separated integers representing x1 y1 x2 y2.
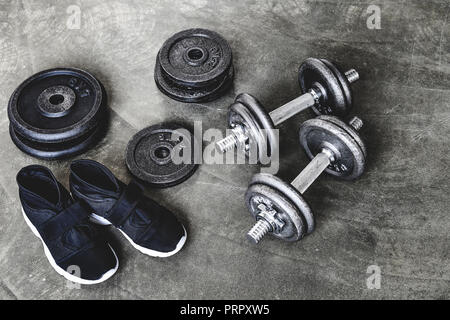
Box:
0 0 449 300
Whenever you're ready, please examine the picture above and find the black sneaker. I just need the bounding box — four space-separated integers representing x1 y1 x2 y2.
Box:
69 159 187 258
17 165 119 285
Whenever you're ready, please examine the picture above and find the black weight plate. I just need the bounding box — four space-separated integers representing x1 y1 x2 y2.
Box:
319 115 366 158
8 68 106 143
249 173 315 234
320 59 353 114
10 121 106 160
154 28 234 103
155 57 234 103
234 93 277 159
299 117 366 180
245 183 306 242
228 102 266 159
298 58 348 117
126 123 200 188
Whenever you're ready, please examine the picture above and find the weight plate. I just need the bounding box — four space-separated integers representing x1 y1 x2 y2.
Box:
10 122 106 160
126 123 200 188
299 116 366 180
249 173 315 234
320 59 353 114
234 93 277 159
154 28 234 103
228 102 266 159
245 183 306 242
319 115 367 158
8 68 106 143
298 58 349 117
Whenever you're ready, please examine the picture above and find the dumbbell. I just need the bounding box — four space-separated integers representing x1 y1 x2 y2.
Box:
244 115 367 244
216 57 360 160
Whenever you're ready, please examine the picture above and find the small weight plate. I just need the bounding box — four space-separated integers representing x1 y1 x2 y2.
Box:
10 122 106 160
319 115 367 158
234 93 277 159
228 102 266 159
8 68 106 143
298 58 349 117
126 123 200 188
299 116 366 180
320 59 353 114
249 173 315 234
245 184 306 242
154 28 234 103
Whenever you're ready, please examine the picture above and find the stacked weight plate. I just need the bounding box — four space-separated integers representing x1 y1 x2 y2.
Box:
8 68 108 160
154 28 234 103
298 58 354 116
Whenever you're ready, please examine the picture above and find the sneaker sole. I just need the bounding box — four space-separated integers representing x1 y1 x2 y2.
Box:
90 213 187 258
22 207 119 285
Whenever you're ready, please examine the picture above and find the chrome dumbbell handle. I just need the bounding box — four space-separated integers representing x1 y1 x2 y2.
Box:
269 91 317 126
291 149 333 194
291 116 362 194
247 218 274 244
344 69 360 83
269 69 359 126
217 69 359 153
216 125 248 153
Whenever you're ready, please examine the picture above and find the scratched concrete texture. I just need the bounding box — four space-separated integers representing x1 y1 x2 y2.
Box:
0 0 449 300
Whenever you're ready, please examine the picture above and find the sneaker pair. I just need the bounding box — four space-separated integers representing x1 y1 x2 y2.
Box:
17 159 187 285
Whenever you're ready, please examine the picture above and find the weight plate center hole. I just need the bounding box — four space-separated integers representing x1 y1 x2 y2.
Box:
49 94 65 105
37 85 76 118
149 142 175 166
154 146 171 160
184 47 208 66
188 48 204 60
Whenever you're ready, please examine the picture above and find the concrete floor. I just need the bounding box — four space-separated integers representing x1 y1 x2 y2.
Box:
0 0 449 300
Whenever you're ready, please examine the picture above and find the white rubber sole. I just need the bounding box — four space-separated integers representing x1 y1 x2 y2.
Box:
22 208 119 285
90 213 187 258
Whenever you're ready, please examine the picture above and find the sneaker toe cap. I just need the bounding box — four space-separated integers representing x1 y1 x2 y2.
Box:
140 214 186 253
60 242 118 282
